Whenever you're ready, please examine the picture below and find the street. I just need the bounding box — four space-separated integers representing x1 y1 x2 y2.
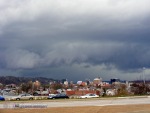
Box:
1 97 150 108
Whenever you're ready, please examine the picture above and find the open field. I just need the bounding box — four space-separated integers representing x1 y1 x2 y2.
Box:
1 97 150 113
1 104 150 113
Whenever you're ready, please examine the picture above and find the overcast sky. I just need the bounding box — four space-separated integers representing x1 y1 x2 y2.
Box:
0 0 150 81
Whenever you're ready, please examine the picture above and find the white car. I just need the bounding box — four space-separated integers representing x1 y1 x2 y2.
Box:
11 94 34 100
80 93 99 99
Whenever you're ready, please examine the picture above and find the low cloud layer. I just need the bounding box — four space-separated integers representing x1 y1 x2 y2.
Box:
0 0 150 81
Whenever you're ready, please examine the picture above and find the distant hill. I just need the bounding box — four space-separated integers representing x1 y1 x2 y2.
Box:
0 76 57 85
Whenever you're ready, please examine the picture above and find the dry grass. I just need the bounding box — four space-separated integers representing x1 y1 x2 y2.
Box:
1 104 150 113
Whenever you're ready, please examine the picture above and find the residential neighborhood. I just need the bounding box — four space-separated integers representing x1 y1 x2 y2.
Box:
1 76 150 101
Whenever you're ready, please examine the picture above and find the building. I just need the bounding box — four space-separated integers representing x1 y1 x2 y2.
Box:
93 77 102 86
110 78 120 84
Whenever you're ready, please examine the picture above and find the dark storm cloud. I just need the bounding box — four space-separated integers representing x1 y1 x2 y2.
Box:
0 0 150 80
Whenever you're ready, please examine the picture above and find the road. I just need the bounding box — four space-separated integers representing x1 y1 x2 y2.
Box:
1 97 150 108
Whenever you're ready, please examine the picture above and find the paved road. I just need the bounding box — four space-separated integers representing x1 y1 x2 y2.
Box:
1 97 150 108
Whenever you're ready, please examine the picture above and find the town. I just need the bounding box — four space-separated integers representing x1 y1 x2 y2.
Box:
0 76 150 101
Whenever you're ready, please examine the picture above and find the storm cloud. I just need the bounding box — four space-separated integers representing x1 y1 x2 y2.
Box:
0 0 150 81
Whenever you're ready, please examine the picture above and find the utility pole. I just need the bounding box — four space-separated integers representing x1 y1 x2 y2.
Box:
143 67 146 94
143 67 146 85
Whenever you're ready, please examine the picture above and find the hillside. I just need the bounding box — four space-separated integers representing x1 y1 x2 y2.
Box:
0 76 56 85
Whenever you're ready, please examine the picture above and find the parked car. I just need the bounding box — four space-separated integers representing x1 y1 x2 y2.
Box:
80 93 99 99
0 95 5 101
49 94 56 97
47 94 69 99
11 93 34 100
33 92 40 96
34 90 49 96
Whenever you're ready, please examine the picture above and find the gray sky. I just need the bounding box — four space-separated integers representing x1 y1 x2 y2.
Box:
0 0 150 81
